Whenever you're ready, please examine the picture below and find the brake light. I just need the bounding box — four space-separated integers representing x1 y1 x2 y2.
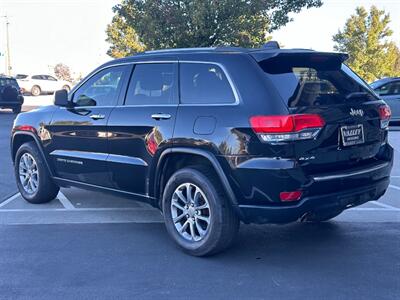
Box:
379 105 391 129
280 191 302 202
250 114 325 142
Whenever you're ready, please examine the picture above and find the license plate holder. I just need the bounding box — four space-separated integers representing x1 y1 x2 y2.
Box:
340 124 364 147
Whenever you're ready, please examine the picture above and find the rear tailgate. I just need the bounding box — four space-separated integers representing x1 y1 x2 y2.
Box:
255 51 391 191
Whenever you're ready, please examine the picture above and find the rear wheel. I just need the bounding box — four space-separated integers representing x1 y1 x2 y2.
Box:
15 142 59 204
162 167 240 256
31 85 41 96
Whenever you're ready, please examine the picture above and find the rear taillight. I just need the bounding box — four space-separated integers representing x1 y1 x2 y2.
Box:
250 114 325 143
379 104 391 129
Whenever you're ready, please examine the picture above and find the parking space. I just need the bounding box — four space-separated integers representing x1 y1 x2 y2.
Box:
1 111 399 299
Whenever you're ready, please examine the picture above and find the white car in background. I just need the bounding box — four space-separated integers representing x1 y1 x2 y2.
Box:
16 74 72 96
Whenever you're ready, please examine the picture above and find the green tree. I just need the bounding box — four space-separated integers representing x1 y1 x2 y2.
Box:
106 0 322 57
333 6 400 82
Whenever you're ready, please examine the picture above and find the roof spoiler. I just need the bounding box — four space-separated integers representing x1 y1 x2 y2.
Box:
251 51 349 63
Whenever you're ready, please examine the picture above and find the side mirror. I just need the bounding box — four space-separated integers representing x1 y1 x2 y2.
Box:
54 89 70 107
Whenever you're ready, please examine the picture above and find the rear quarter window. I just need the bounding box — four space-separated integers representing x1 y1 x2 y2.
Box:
180 63 236 104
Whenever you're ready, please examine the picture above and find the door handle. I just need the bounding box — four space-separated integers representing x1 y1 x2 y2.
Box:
89 114 106 120
151 113 171 120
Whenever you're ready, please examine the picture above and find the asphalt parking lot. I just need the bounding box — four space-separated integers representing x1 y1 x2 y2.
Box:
0 105 399 299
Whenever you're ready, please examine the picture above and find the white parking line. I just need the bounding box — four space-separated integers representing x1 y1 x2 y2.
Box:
0 193 21 208
57 191 75 210
389 184 400 191
352 207 400 211
371 201 400 210
0 207 159 212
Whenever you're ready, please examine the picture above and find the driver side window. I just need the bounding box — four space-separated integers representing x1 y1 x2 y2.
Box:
73 66 127 107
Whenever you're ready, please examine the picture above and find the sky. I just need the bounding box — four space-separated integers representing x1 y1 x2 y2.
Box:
0 0 399 78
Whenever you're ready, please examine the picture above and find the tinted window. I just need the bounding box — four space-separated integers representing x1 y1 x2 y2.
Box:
375 81 400 96
46 75 57 81
15 74 28 79
0 78 19 89
180 63 235 104
259 55 378 107
73 66 127 107
125 63 176 105
31 75 42 80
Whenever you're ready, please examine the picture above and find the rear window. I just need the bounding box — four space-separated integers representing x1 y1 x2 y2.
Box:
0 78 19 89
259 55 377 108
180 63 236 104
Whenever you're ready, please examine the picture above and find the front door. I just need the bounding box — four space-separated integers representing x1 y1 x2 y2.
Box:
46 65 131 187
107 62 178 196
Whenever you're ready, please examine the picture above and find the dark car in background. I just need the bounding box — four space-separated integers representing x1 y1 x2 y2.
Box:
0 76 24 114
371 77 400 122
10 43 393 255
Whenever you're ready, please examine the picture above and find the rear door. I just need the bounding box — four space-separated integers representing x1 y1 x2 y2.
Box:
107 62 178 196
258 53 388 174
47 65 130 187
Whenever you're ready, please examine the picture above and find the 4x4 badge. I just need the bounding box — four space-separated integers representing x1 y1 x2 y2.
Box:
350 108 364 117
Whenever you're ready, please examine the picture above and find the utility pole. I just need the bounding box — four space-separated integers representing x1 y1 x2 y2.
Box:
2 15 11 76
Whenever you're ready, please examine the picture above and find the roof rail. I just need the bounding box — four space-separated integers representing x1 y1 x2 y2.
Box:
143 47 216 54
262 41 280 49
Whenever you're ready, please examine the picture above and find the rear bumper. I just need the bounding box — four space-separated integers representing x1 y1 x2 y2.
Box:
239 177 390 224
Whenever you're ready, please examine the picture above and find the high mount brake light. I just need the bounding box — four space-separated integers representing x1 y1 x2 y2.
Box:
250 114 325 143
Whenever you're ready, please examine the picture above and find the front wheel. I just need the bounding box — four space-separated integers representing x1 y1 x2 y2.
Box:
15 142 59 204
162 167 240 256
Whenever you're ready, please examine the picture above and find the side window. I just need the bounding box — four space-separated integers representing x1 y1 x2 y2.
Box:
375 84 391 96
31 75 42 80
72 66 127 107
125 63 177 106
389 82 400 95
47 75 57 81
180 63 236 104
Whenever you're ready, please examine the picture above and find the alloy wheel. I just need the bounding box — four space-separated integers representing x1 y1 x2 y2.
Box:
170 183 211 242
19 153 39 194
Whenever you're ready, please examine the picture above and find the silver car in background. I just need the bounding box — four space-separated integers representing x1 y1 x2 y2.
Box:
16 74 72 96
371 77 400 122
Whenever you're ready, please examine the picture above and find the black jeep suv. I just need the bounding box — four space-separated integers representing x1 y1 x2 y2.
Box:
11 43 393 256
0 76 24 113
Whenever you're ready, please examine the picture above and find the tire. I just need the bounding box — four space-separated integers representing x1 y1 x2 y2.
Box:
162 166 240 256
62 85 71 92
15 142 59 204
303 209 343 222
12 106 21 114
31 85 41 96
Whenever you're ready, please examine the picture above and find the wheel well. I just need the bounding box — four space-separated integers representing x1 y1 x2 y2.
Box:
12 134 35 162
156 153 219 208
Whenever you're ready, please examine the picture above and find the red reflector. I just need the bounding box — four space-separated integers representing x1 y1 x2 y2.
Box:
250 114 325 133
379 105 391 120
280 191 302 202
